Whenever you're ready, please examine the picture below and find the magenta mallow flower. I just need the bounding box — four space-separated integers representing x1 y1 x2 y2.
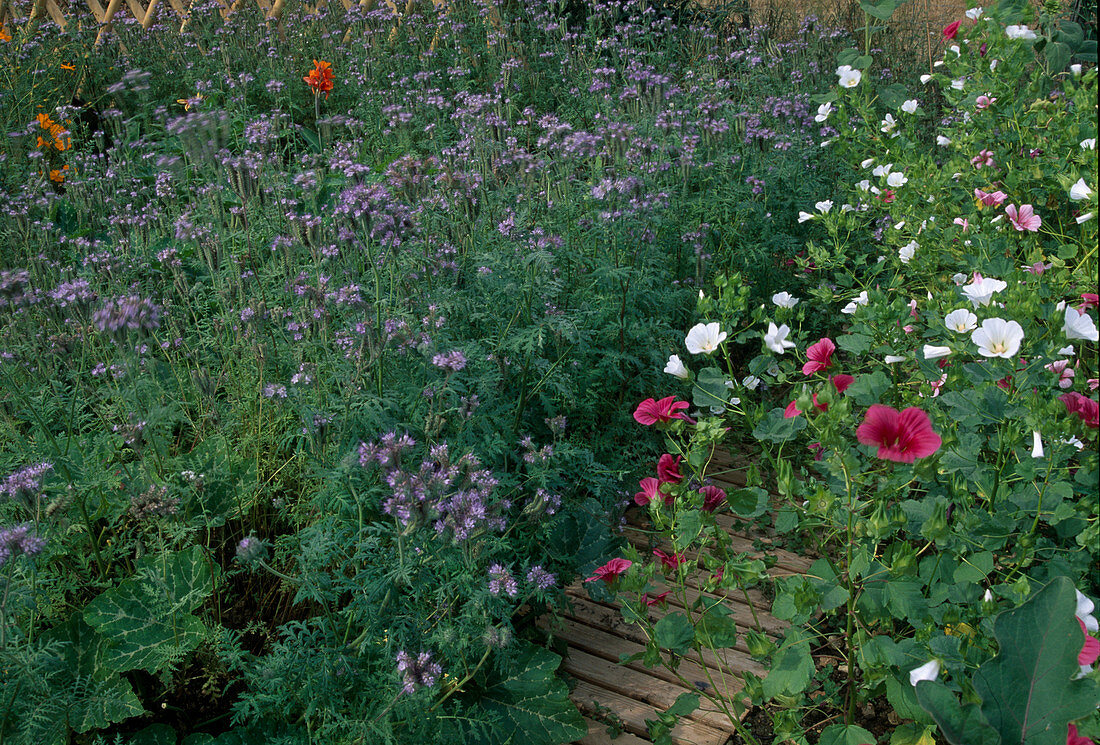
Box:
699 485 726 512
633 396 693 426
970 149 995 169
1059 392 1099 428
657 453 682 484
856 405 942 462
802 338 836 376
942 19 961 39
974 188 1007 207
584 558 633 584
634 477 664 506
1005 204 1041 232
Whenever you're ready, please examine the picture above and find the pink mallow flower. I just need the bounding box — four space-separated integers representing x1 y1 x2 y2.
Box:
1080 293 1099 311
1006 204 1042 232
802 338 836 375
657 454 683 484
653 549 686 572
974 188 1007 207
856 405 942 462
634 477 661 506
1077 617 1100 667
633 396 692 426
1046 359 1076 389
584 558 633 584
975 95 996 109
1059 392 1100 428
942 19 961 39
699 485 726 512
970 149 995 169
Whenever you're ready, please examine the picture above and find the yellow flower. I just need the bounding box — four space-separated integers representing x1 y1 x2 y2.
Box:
176 92 203 111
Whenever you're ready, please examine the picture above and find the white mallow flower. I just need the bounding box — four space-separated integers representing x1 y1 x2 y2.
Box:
836 65 862 88
951 273 968 286
983 588 993 602
798 211 814 223
664 354 689 379
1071 63 1083 76
937 135 952 146
1082 138 1097 150
841 203 855 213
685 322 727 355
742 375 760 390
856 179 871 192
1031 431 1044 458
885 355 907 364
772 292 800 308
899 241 918 264
1077 212 1095 225
961 276 1008 307
1077 590 1099 633
949 44 961 56
972 318 1024 359
920 74 933 84
886 171 908 188
814 102 833 122
1070 178 1093 202
1064 306 1099 342
901 99 919 114
966 6 983 19
1060 345 1076 356
951 78 965 91
872 163 893 177
1005 24 1037 40
923 345 952 359
841 291 869 314
764 323 796 354
909 660 941 687
815 200 834 214
944 309 978 333
880 114 898 134
860 158 875 169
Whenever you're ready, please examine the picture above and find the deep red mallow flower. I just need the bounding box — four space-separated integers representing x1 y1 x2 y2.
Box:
633 396 692 426
1067 723 1091 745
634 477 660 506
802 338 836 376
653 549 686 572
643 590 670 606
942 19 961 39
1080 292 1099 311
584 558 633 584
700 485 726 512
1060 392 1100 428
831 374 855 393
856 405 942 462
657 454 683 484
1077 617 1100 667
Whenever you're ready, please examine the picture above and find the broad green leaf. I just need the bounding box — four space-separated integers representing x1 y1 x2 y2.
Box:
695 605 738 649
674 510 703 549
845 370 891 406
836 333 872 355
727 487 769 519
654 613 695 655
1045 41 1071 73
762 627 813 700
914 681 1000 745
693 367 731 409
752 407 806 443
84 546 216 673
973 577 1100 744
819 723 877 745
474 644 586 745
890 723 937 745
886 675 934 725
859 0 896 21
665 692 700 717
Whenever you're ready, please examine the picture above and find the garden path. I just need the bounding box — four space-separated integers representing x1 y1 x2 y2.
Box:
541 448 814 745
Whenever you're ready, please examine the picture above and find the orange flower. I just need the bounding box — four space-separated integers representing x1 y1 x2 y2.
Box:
0 26 11 42
303 59 335 99
49 165 69 183
61 62 75 71
37 113 55 130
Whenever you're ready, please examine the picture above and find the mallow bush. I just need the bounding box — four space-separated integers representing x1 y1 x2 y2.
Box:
589 0 1099 742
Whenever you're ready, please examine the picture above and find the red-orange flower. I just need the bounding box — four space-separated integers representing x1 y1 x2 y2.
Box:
49 165 69 183
303 60 335 99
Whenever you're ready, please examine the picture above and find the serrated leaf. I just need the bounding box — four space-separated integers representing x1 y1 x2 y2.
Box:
654 613 695 655
665 692 700 718
84 546 216 673
973 577 1100 745
474 644 586 745
752 407 806 443
696 605 738 649
836 333 872 355
845 370 891 406
762 627 814 700
727 487 769 518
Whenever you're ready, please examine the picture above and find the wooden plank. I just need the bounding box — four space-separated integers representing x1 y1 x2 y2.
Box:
560 590 773 669
564 648 741 734
571 680 731 745
548 616 749 708
622 519 812 576
577 716 651 745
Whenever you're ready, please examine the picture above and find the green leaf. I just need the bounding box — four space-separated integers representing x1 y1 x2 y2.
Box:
727 487 769 518
693 367 731 409
473 644 586 745
762 627 814 700
654 613 695 655
859 0 896 21
696 605 739 649
84 546 216 673
665 692 700 718
973 577 1100 745
845 370 891 406
752 407 806 443
914 681 1000 745
1045 41 1071 73
818 723 878 745
674 510 703 548
886 675 934 725
878 83 910 108
836 333 872 355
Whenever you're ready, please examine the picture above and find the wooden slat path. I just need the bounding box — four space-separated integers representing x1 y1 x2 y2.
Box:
542 447 814 745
